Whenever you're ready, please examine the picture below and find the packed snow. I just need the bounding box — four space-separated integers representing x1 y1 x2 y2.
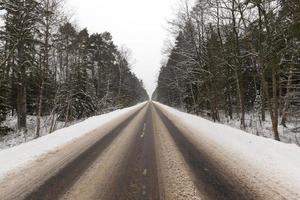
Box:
155 102 300 191
0 102 145 180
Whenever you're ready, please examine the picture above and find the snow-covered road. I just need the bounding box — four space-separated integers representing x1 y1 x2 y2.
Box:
0 102 300 200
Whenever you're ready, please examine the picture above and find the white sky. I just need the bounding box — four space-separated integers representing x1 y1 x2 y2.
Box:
65 0 177 95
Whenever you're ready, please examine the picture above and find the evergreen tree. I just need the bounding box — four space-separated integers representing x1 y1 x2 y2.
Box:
0 0 41 132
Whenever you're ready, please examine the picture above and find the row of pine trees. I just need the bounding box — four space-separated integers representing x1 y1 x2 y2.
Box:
154 0 300 141
0 0 148 136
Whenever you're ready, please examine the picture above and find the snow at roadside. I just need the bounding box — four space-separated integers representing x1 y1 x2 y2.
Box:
0 115 66 149
0 102 145 180
220 112 300 145
155 102 300 192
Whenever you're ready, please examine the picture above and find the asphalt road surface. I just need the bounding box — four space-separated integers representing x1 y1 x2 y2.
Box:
0 102 298 200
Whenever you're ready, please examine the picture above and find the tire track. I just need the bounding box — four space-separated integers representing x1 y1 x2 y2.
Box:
25 106 145 200
153 105 248 200
0 105 145 200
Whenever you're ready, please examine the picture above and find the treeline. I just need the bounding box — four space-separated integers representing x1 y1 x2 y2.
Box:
155 0 300 141
0 0 148 136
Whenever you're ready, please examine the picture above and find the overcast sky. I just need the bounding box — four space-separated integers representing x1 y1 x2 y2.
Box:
65 0 178 95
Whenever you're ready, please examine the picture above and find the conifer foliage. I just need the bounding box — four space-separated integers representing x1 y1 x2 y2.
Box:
155 0 300 141
0 0 148 136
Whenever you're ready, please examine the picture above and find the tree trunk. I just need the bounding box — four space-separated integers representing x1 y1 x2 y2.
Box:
261 66 280 141
257 3 266 122
231 0 246 128
272 65 280 141
17 77 27 130
281 68 293 127
261 83 266 121
259 3 280 141
36 81 44 137
36 1 50 137
64 101 70 127
17 42 27 131
117 65 122 99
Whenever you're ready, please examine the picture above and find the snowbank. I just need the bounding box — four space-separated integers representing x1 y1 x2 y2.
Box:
0 102 146 179
154 102 300 194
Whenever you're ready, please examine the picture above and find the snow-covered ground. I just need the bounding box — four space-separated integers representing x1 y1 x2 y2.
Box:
221 113 300 145
0 106 138 150
0 102 145 180
155 102 300 196
175 107 300 145
0 115 67 149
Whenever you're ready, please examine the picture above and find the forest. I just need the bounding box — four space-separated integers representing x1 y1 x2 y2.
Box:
154 0 300 142
0 0 148 138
